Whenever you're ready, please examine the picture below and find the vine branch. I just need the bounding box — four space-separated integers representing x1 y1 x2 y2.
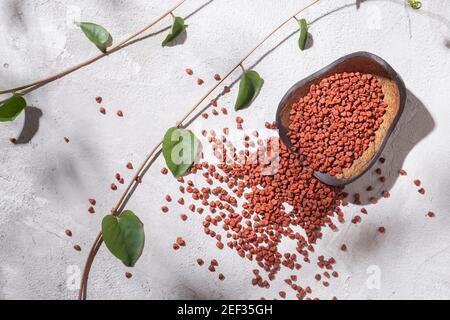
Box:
0 0 187 95
78 0 321 300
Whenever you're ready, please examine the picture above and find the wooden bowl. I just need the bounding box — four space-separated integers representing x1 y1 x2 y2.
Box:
276 52 406 186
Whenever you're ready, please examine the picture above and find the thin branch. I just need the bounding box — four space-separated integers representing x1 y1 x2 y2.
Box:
0 0 187 95
78 0 321 300
77 232 103 300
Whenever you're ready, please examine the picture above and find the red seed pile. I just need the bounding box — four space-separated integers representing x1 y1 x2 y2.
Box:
287 72 387 176
169 135 345 297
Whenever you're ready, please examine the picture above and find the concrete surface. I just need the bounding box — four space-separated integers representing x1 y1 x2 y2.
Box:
0 0 449 300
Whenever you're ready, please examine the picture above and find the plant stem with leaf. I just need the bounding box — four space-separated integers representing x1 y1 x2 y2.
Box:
78 0 321 300
0 0 187 95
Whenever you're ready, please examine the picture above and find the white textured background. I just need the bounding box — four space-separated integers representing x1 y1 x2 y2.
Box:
0 0 449 300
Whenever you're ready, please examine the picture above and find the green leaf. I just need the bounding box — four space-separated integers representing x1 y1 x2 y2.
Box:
162 16 185 47
298 18 308 51
162 127 200 177
406 0 422 9
234 70 263 111
102 210 145 267
0 94 27 122
75 22 112 50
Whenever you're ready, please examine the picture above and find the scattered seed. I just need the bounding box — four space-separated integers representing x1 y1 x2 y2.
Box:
381 191 390 198
99 107 106 114
214 74 221 81
185 68 193 75
180 214 188 221
126 162 133 170
117 110 123 117
161 206 169 213
95 96 102 103
64 137 70 143
197 258 204 266
427 211 435 218
110 183 117 191
218 273 225 281
9 137 17 144
125 272 133 279
279 291 286 298
399 169 407 176
65 229 72 237
166 84 397 297
418 188 425 194
414 179 421 186
160 167 168 175
378 226 385 233
73 245 81 251
88 206 95 214
351 215 361 224
88 198 96 206
176 237 185 246
197 78 204 85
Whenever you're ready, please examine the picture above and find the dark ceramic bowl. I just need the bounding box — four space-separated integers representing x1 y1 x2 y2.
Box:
276 51 406 186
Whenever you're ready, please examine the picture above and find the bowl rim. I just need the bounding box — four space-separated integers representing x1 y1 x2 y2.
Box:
276 51 407 186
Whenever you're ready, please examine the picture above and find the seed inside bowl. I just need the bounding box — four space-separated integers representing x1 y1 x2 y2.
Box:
287 72 387 178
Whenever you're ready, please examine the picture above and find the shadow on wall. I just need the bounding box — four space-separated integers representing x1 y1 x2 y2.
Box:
344 89 435 205
165 27 188 47
15 106 43 144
